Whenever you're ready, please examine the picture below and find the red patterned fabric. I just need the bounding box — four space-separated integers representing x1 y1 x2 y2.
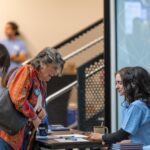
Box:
0 65 47 150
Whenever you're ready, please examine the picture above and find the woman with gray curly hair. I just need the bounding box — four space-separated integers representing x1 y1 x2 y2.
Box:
0 47 65 150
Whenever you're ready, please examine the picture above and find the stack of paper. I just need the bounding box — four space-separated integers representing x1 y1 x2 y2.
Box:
54 134 88 142
111 143 143 150
36 135 60 140
49 124 69 131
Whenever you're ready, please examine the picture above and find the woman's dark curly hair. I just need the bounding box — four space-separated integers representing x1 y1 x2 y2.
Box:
0 44 10 86
116 66 150 106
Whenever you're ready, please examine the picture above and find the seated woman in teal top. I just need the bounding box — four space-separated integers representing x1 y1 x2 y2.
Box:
0 22 28 71
88 66 150 147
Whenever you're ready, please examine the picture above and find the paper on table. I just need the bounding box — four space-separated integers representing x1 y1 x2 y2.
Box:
36 135 59 140
55 138 88 143
36 134 87 140
54 134 88 138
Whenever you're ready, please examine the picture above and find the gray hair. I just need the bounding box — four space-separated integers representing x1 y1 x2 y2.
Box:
29 47 65 74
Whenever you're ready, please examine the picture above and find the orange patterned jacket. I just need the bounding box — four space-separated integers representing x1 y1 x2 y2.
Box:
0 65 47 150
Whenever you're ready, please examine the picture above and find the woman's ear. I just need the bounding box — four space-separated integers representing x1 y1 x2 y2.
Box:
40 62 46 70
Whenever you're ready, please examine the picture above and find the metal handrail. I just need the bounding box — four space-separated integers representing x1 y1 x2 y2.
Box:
86 64 104 79
22 58 31 65
22 36 103 65
46 65 104 103
22 18 103 65
46 81 77 103
63 36 103 61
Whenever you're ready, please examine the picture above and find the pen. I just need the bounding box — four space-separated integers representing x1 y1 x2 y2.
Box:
66 136 77 141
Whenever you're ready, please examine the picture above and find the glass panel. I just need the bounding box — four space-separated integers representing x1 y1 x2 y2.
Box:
116 0 150 127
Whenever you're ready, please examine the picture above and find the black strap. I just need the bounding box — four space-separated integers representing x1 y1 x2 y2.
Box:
27 81 34 100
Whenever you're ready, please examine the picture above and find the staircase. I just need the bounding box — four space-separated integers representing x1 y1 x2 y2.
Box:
45 19 104 128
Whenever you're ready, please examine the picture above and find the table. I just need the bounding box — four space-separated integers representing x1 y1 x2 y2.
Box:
34 130 103 150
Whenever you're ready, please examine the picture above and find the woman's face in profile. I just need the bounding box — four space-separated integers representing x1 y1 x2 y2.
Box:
38 63 59 82
115 73 125 96
5 24 15 38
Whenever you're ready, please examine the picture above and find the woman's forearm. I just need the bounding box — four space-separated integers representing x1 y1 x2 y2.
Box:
102 128 130 144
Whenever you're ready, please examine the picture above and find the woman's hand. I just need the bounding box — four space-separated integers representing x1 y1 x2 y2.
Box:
36 107 47 120
88 133 108 150
32 117 41 129
10 53 27 62
118 140 131 144
101 147 108 150
88 133 103 141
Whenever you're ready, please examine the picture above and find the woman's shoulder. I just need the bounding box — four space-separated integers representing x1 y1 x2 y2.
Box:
0 39 9 45
131 99 148 110
16 65 35 77
19 64 35 70
16 38 25 44
122 100 146 109
132 99 145 105
18 64 30 71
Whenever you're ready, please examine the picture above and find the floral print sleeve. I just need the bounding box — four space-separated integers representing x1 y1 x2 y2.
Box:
8 65 37 120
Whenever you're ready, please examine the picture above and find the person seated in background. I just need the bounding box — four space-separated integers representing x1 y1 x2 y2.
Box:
0 21 28 71
0 44 10 86
88 66 150 148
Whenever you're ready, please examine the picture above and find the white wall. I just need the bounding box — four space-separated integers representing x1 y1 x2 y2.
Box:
0 0 103 56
